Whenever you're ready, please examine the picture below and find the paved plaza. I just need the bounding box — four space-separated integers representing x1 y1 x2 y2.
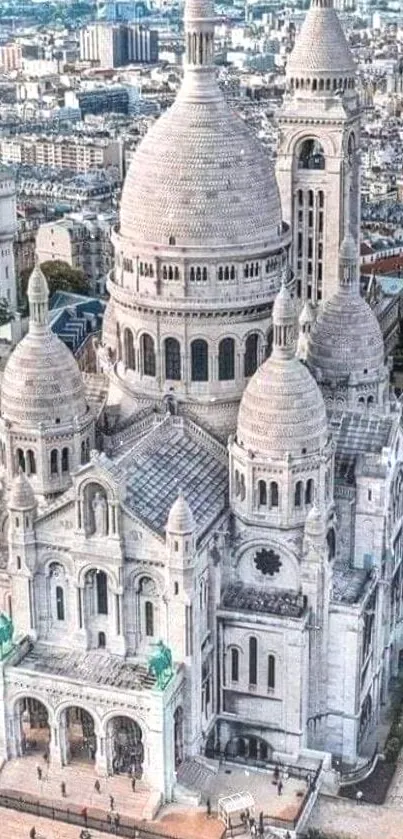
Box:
309 752 403 839
0 806 111 839
0 754 159 820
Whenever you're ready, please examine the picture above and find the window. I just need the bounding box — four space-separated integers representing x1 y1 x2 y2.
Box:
50 449 58 476
56 586 65 621
295 481 303 508
96 571 108 615
231 648 239 682
124 328 135 370
244 333 259 378
191 340 208 382
141 334 156 377
62 448 69 473
298 138 325 170
145 601 154 637
81 440 86 465
305 478 314 505
327 528 336 560
258 480 267 506
268 654 275 690
270 482 279 508
218 338 235 381
27 450 36 475
249 637 257 686
169 235 176 245
17 448 25 472
164 338 181 380
98 631 106 648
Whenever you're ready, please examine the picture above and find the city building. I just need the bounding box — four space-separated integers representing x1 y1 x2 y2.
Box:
79 22 158 68
36 212 116 296
0 135 123 177
0 167 17 309
0 0 400 810
0 43 22 73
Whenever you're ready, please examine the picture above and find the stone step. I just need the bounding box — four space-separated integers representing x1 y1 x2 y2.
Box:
173 782 201 807
176 759 214 793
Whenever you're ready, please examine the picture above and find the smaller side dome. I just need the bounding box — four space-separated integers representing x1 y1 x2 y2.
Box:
167 491 195 534
9 470 36 510
27 259 48 303
304 503 324 538
299 301 315 326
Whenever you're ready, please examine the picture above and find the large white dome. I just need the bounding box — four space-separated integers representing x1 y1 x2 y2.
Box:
119 82 282 251
1 264 88 429
306 292 385 383
237 285 328 457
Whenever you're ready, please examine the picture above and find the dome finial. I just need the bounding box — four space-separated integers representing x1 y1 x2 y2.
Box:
272 262 297 361
181 0 219 103
27 258 49 332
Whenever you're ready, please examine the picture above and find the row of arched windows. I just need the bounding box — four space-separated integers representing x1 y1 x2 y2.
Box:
244 262 260 279
16 448 36 476
290 76 355 92
139 262 154 277
121 258 283 284
230 641 276 691
190 266 208 282
294 478 314 508
121 332 261 382
257 480 279 509
50 448 70 476
163 265 180 281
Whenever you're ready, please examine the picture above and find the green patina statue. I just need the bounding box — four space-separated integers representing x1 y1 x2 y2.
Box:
148 640 173 690
0 612 13 660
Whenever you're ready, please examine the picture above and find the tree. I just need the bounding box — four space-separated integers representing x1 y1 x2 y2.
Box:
20 260 90 311
0 298 14 327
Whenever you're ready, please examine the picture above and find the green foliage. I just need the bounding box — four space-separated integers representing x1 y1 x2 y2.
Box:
20 260 90 312
0 298 14 326
385 737 401 764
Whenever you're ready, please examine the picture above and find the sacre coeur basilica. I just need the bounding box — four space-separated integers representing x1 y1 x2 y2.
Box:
0 0 400 806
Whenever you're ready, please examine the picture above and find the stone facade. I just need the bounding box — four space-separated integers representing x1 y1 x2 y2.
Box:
0 0 400 807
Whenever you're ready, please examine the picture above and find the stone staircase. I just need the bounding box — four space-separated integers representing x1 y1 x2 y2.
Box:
174 757 218 805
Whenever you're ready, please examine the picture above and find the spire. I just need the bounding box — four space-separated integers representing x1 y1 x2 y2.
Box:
271 267 297 361
27 256 49 332
180 0 220 102
339 169 358 294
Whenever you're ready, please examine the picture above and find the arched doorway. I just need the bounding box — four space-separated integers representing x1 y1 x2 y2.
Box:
106 716 144 776
63 707 96 764
174 706 184 768
19 698 50 755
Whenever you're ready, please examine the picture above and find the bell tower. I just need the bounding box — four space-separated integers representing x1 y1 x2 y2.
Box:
276 0 361 305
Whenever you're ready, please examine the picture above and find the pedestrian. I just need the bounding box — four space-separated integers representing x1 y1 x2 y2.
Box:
206 797 211 817
277 779 283 796
107 812 112 825
43 750 49 764
29 828 36 839
109 794 115 811
250 821 257 837
81 806 88 826
273 764 280 782
36 765 42 781
114 812 120 827
61 780 66 797
258 811 264 837
94 779 101 793
356 790 363 805
131 776 136 792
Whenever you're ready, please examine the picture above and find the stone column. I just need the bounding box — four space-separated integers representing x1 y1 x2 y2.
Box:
50 723 62 768
96 733 108 776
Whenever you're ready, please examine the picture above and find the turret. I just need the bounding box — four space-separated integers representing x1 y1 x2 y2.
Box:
297 301 315 360
8 470 37 639
166 491 195 568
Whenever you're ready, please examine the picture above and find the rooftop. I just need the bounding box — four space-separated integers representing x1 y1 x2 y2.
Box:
332 411 393 485
332 564 372 604
12 645 158 691
221 583 307 618
117 417 228 539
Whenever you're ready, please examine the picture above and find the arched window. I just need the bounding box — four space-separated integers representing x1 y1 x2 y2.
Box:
191 340 208 382
174 266 179 280
164 338 181 380
141 334 156 377
258 480 267 506
98 631 106 648
56 586 65 621
224 266 229 281
294 481 303 508
62 448 69 473
96 571 108 615
231 648 239 682
230 266 235 280
202 267 207 282
270 482 279 508
145 601 154 637
235 469 240 496
298 138 325 170
305 478 314 505
27 450 36 475
249 637 257 686
81 440 86 465
17 448 25 473
162 265 168 280
218 338 235 381
50 449 58 476
190 267 195 282
168 266 173 280
85 438 90 462
244 333 259 378
327 528 336 560
196 267 201 281
124 329 135 370
268 654 275 690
